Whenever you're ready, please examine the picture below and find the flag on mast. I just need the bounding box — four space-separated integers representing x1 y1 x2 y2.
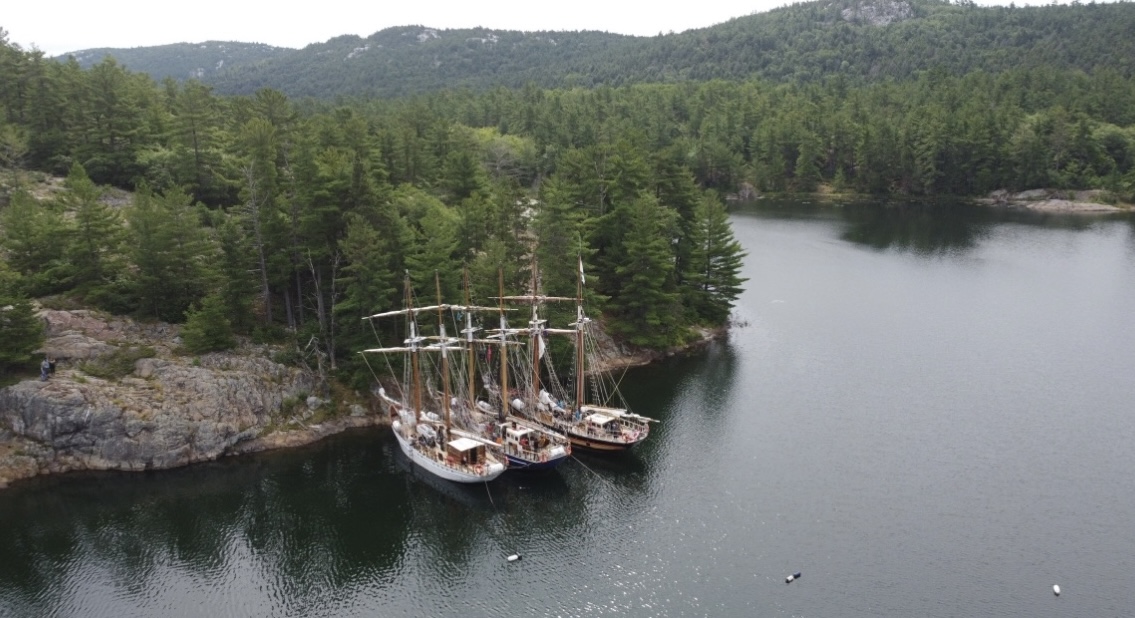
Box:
579 257 586 284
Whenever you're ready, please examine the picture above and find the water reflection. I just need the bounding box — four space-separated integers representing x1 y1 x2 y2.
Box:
0 429 411 616
8 201 1135 616
623 340 739 435
733 198 1130 256
839 201 993 254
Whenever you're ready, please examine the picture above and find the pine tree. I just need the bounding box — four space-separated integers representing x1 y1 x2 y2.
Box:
127 185 215 322
686 195 747 326
0 189 73 295
216 215 257 334
335 212 403 386
534 177 585 297
0 265 44 375
181 292 235 353
61 163 128 309
610 194 682 348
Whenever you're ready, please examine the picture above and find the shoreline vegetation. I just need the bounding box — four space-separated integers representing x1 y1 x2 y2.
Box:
0 308 728 490
730 184 1134 214
0 179 1126 490
4 1 1133 488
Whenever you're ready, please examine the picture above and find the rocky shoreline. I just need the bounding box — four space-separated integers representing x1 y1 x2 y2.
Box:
728 184 1133 214
0 309 372 489
0 310 726 489
977 189 1131 214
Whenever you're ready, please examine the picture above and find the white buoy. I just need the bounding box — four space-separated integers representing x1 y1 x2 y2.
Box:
785 571 801 584
507 554 521 562
1053 585 1060 596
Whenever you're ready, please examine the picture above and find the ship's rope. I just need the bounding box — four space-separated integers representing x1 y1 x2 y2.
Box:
569 454 621 492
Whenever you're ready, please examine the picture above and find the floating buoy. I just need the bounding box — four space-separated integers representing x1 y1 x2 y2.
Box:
1053 585 1060 596
507 554 521 562
786 571 801 583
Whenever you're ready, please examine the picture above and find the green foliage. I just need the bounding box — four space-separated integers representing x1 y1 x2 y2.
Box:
61 163 126 293
0 267 45 375
78 346 155 380
61 2 1133 102
65 42 289 82
216 215 256 333
685 195 748 325
181 292 236 353
126 185 216 321
0 189 74 296
608 194 683 347
12 12 1135 357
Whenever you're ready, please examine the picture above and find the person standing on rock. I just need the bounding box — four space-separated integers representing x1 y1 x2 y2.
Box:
48 357 56 375
40 357 50 381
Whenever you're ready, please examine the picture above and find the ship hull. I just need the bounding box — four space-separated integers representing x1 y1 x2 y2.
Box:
392 420 506 483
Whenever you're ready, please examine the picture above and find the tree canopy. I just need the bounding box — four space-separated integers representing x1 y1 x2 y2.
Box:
3 7 1135 386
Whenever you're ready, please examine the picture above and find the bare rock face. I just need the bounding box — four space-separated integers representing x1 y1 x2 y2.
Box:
0 310 317 485
841 0 914 26
979 189 1128 214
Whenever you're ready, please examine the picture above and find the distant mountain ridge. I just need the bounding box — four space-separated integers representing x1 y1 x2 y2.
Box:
60 0 1135 98
65 41 291 81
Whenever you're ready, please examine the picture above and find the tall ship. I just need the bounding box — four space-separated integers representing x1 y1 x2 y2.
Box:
496 258 657 452
450 270 571 471
363 275 506 484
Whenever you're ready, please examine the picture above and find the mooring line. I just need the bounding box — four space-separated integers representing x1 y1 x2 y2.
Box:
570 454 621 492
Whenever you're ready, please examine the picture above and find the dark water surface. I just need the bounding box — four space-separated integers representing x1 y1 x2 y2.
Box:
4 201 1135 617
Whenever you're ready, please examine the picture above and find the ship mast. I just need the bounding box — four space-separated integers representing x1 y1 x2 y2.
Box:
574 256 586 412
463 268 477 412
407 276 423 423
530 256 541 407
498 268 509 422
435 272 451 432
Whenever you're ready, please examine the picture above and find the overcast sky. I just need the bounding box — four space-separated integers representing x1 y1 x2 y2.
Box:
5 0 1077 57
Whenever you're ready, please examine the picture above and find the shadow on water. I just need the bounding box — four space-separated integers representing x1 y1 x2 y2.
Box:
393 446 571 512
621 339 740 429
732 197 1130 255
839 201 994 255
568 450 647 477
0 427 412 614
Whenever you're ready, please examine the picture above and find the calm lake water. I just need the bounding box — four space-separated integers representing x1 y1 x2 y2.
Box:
4 200 1135 617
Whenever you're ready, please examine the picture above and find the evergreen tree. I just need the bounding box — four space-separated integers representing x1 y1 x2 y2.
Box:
0 189 73 295
793 136 823 192
534 177 585 297
335 212 403 385
126 185 215 321
216 215 257 334
609 194 682 347
79 58 147 186
181 292 236 353
60 163 129 309
686 195 747 325
170 80 231 205
0 265 44 376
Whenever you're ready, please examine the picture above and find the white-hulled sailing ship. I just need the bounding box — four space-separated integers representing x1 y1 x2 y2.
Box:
363 275 506 483
451 270 571 471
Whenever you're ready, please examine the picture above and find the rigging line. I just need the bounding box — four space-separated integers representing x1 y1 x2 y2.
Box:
604 365 632 407
367 315 399 380
361 350 381 386
569 455 622 493
483 479 499 512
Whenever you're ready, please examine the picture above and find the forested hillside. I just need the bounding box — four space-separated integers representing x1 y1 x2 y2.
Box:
0 31 746 384
68 42 291 81
2 1 1135 383
57 0 1135 98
